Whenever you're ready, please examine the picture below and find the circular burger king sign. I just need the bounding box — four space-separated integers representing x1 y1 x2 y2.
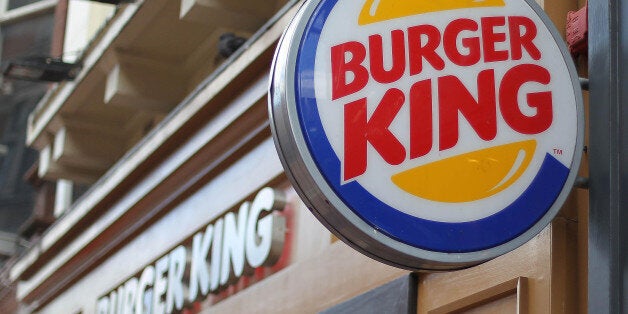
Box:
269 0 583 270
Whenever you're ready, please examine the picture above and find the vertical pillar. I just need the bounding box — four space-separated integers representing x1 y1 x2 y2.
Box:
587 0 628 312
51 0 68 59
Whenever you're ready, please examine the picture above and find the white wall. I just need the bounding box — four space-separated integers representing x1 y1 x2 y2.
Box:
63 0 114 62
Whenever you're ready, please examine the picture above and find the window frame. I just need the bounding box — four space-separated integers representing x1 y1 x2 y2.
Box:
0 0 57 25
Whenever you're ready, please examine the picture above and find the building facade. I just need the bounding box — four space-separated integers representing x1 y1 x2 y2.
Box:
1 0 625 313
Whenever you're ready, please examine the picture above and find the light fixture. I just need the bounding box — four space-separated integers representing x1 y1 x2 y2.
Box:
218 33 247 58
2 57 82 82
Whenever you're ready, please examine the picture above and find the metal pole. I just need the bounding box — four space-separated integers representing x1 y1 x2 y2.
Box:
587 0 627 312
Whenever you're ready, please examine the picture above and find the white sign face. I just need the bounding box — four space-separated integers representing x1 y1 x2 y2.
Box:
270 0 583 270
96 188 286 314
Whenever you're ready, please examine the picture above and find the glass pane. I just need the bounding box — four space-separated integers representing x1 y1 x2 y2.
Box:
1 13 54 60
7 0 44 10
0 12 53 234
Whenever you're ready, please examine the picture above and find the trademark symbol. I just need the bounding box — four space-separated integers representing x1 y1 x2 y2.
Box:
553 148 563 155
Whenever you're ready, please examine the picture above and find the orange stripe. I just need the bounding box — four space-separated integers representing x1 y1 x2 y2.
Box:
359 0 506 25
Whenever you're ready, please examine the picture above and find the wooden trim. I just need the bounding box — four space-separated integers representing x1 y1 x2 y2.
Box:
50 0 67 58
550 217 580 314
518 277 529 314
417 219 580 314
417 226 550 313
428 277 528 314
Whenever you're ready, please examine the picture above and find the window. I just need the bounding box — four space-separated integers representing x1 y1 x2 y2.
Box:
0 0 54 235
7 0 43 11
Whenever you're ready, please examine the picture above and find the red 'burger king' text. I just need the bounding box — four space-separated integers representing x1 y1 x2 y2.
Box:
330 16 553 181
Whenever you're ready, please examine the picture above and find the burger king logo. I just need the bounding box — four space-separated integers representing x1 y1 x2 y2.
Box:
270 0 583 270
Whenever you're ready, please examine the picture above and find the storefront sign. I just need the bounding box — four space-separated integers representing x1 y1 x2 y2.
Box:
96 187 286 314
269 0 583 270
